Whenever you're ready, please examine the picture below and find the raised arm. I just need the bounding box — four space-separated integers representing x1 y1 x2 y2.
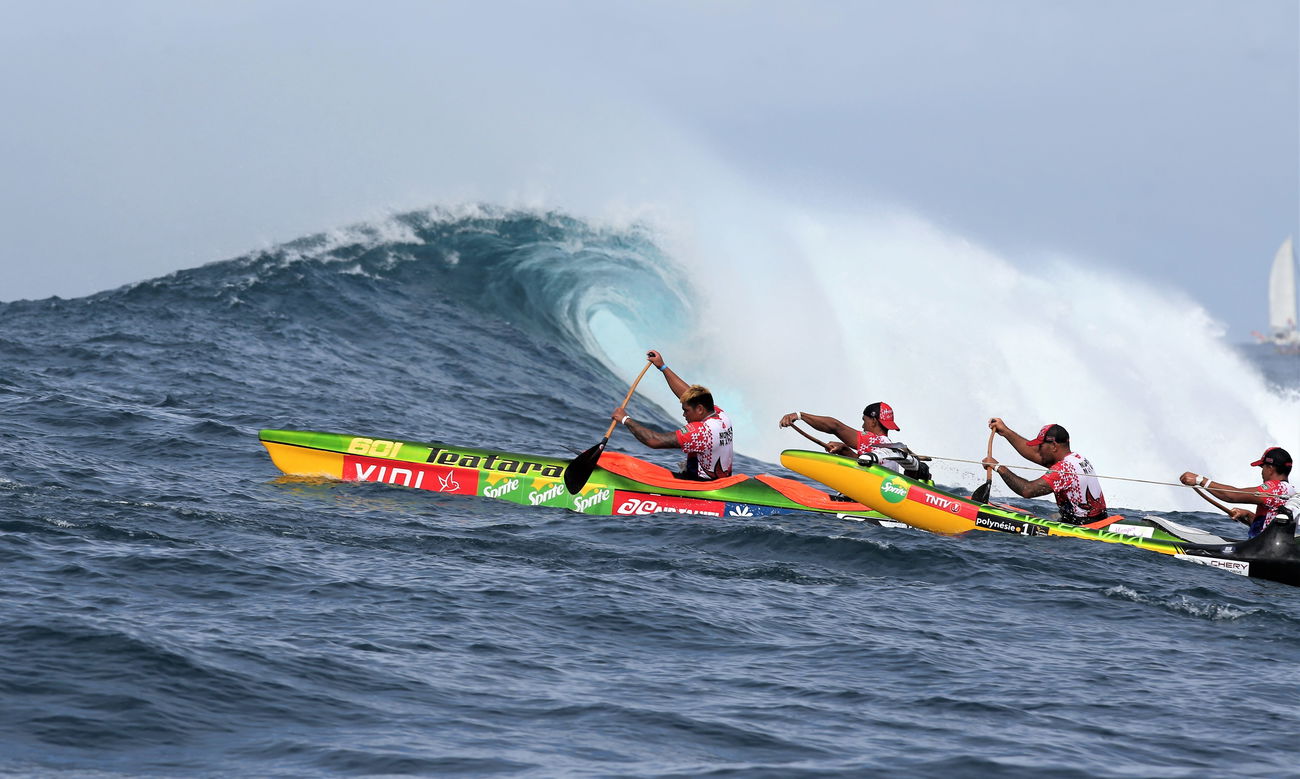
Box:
647 350 690 398
1179 472 1275 507
779 411 859 447
989 417 1047 466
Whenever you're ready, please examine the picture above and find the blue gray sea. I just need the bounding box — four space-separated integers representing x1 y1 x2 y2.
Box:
3 209 1299 777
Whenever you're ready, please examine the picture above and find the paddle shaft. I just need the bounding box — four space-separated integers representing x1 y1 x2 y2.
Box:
787 422 931 461
983 430 995 480
562 360 657 494
1194 485 1235 516
790 421 830 449
969 429 996 504
602 361 655 439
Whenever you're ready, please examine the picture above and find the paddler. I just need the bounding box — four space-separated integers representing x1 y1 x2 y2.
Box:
777 403 916 475
981 420 1108 524
1180 447 1295 537
611 350 734 480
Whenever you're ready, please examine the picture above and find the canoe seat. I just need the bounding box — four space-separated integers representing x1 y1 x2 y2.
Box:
596 451 750 491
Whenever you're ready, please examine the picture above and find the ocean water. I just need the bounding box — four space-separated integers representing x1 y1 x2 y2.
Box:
3 207 1300 777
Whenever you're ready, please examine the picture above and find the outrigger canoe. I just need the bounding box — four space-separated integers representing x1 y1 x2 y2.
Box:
780 448 1300 588
258 429 894 522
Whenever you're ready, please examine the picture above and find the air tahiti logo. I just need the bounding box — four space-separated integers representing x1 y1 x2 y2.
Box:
437 472 461 493
614 493 724 516
427 448 563 479
880 476 909 504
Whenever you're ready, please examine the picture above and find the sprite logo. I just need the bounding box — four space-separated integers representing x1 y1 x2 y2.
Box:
880 477 908 504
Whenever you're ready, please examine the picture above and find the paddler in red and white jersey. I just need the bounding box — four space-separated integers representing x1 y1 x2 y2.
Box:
981 420 1108 524
777 402 911 473
611 350 734 480
1180 447 1295 538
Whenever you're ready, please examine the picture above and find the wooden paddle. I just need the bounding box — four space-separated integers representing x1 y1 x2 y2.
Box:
789 421 832 450
970 429 996 504
788 421 932 464
563 361 654 494
1193 485 1234 516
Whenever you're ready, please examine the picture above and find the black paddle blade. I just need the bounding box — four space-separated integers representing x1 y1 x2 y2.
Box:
971 479 992 504
563 438 608 494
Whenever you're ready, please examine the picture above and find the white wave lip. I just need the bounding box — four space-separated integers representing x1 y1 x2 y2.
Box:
610 206 1298 513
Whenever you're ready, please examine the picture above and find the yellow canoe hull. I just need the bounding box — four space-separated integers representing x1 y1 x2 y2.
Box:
262 440 345 479
781 449 977 535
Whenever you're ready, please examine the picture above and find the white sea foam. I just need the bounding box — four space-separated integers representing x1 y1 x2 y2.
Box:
589 193 1299 512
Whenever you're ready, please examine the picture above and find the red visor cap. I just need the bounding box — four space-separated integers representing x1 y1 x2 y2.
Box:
1024 424 1059 447
865 402 900 431
1251 447 1293 468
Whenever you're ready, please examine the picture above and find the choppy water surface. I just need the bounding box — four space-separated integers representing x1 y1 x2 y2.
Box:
3 209 1299 777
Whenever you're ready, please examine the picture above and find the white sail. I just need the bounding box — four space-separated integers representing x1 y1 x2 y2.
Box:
1268 236 1297 338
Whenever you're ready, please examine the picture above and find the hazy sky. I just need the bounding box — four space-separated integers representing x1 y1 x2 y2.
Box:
1 0 1295 338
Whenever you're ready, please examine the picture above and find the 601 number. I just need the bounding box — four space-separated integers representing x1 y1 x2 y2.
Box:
347 438 404 457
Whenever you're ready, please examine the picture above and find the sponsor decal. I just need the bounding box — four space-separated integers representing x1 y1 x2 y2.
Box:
975 515 1026 534
426 448 563 479
880 477 909 504
345 456 479 495
1106 524 1155 539
724 504 785 518
613 492 725 517
347 438 405 457
908 485 979 520
528 482 566 506
482 478 522 499
975 513 1048 536
1175 554 1250 577
354 462 425 490
572 488 612 513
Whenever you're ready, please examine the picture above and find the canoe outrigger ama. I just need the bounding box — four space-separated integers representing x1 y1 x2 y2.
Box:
258 429 897 523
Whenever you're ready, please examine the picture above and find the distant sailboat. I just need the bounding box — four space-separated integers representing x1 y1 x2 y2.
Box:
1253 237 1300 354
